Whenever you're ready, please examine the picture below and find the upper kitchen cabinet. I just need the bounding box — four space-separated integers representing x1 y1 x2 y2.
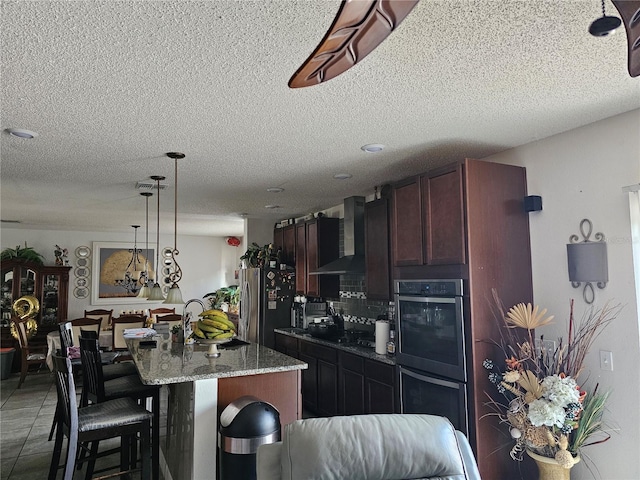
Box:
365 198 392 301
421 163 466 265
293 217 339 298
391 177 423 266
273 224 296 266
392 162 466 269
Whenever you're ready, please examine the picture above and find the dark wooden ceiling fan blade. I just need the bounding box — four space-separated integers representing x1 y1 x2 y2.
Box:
289 0 419 88
612 0 640 77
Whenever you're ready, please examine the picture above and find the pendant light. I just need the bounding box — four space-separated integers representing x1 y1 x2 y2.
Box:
163 152 185 304
589 0 621 36
137 191 153 298
147 175 166 301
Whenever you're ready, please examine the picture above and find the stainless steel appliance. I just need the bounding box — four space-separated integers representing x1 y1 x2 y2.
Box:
395 279 469 434
395 279 466 381
238 267 295 349
301 302 327 329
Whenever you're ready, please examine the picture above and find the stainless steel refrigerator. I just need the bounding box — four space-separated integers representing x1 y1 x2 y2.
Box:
238 266 295 349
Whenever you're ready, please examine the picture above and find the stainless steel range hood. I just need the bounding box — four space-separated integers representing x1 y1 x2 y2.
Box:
311 196 365 275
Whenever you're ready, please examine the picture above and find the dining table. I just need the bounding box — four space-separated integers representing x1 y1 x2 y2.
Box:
45 329 112 370
124 334 307 480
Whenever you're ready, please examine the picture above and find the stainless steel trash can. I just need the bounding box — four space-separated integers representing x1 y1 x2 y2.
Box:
219 396 280 480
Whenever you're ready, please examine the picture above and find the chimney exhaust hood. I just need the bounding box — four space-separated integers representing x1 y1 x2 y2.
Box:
311 196 365 275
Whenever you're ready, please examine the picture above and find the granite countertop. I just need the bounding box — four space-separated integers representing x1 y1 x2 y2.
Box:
125 335 307 385
274 328 396 366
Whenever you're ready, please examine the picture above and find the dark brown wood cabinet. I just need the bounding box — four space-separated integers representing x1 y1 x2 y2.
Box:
295 223 307 293
364 198 392 301
338 351 396 415
275 333 397 418
294 217 339 298
421 163 466 265
364 359 396 414
273 224 296 266
392 162 466 268
299 340 338 416
1 259 71 371
340 355 366 415
390 158 533 480
391 177 423 266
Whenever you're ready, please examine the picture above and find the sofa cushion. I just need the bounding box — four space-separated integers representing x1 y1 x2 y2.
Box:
280 414 471 480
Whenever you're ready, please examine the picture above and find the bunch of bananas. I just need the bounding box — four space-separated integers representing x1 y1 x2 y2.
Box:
192 309 236 340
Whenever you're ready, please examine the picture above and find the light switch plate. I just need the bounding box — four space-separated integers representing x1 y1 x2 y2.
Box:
599 350 613 371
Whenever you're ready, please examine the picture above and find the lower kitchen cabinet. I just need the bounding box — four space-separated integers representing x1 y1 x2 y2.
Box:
275 333 397 417
299 340 338 417
364 359 396 414
339 351 365 415
340 351 396 415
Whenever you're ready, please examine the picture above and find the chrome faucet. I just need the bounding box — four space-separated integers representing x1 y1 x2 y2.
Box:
182 299 205 343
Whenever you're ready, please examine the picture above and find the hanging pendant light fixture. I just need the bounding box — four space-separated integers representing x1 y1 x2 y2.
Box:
114 225 143 294
147 174 167 301
164 152 185 304
589 0 621 36
137 191 153 298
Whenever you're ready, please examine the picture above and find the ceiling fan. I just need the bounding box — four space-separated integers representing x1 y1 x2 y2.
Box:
289 0 640 88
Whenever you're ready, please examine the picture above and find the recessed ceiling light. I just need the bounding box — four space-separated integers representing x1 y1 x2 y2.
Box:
6 128 38 139
266 187 284 193
361 144 384 153
265 205 281 209
333 173 352 180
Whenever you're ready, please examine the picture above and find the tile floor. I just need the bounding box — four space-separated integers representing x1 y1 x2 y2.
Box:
1 369 148 480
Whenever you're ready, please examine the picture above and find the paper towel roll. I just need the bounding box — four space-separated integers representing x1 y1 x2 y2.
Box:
375 320 390 355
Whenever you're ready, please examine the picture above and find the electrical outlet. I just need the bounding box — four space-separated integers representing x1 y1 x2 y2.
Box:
599 350 613 371
536 339 556 357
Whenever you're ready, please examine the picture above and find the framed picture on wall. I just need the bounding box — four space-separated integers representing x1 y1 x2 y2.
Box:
91 242 156 305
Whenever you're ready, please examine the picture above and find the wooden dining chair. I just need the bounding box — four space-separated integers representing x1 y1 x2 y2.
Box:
48 353 152 480
69 317 101 346
154 313 182 331
83 309 113 332
111 315 145 351
14 315 48 389
149 307 175 323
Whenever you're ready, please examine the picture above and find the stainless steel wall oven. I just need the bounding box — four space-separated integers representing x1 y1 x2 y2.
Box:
395 279 469 434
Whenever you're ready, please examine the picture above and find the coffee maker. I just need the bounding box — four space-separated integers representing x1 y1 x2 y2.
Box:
291 295 307 328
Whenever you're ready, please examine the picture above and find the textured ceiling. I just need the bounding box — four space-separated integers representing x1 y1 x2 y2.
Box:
2 0 639 237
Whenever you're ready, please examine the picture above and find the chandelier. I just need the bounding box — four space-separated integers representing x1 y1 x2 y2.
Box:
115 225 145 294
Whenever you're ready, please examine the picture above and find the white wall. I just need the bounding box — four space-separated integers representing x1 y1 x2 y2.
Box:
0 228 242 318
485 108 640 480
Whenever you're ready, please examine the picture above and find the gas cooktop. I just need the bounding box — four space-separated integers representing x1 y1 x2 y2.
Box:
335 329 374 348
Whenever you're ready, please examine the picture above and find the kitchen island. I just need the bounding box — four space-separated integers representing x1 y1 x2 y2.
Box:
125 335 307 480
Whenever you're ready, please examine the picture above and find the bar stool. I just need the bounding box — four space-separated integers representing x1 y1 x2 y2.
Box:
79 336 161 480
49 323 140 442
48 353 152 480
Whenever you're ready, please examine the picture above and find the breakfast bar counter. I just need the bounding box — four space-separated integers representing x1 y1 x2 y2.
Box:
125 336 307 480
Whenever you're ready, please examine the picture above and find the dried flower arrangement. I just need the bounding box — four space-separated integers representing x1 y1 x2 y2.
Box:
484 292 621 470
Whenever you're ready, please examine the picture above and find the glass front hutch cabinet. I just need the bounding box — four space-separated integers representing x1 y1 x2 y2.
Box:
1 259 71 371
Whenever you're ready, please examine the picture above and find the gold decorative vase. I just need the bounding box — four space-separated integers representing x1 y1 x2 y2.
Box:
527 449 580 480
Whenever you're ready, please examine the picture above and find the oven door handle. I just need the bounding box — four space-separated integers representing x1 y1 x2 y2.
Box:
395 295 457 304
399 366 463 390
